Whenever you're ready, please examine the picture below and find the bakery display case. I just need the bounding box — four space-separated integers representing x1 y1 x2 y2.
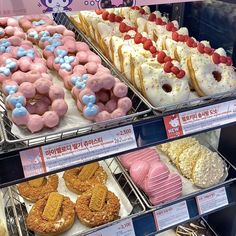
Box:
0 0 236 236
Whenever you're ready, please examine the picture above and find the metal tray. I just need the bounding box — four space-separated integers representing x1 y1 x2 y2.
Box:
0 18 151 151
2 158 146 236
62 12 236 113
115 142 232 209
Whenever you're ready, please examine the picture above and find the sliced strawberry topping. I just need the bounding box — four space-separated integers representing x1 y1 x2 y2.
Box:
184 35 189 42
134 33 142 44
119 22 127 33
192 42 198 48
148 13 156 22
164 56 172 62
139 8 145 14
141 37 147 44
204 47 213 54
172 32 179 41
220 56 227 64
108 13 116 22
226 57 232 66
149 46 157 54
156 18 163 25
166 22 174 31
172 27 177 32
186 37 194 47
102 11 109 21
171 66 180 75
197 43 205 54
115 15 123 23
176 70 186 79
178 35 185 42
212 53 221 64
143 39 153 50
95 9 104 15
164 61 173 73
157 51 166 64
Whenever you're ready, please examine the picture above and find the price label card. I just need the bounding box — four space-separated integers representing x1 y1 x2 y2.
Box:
20 125 137 177
88 218 135 236
153 201 189 231
164 99 236 138
196 187 228 215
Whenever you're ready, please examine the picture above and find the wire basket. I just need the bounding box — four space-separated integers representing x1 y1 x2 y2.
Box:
0 18 151 151
115 142 235 209
2 158 146 236
61 12 236 114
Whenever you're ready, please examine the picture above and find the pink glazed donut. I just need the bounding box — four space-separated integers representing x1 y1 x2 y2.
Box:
3 77 68 133
19 15 54 32
69 69 132 122
0 17 19 27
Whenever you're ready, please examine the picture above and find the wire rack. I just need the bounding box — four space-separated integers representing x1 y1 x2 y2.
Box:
115 141 236 209
0 24 151 151
60 12 236 113
2 158 146 236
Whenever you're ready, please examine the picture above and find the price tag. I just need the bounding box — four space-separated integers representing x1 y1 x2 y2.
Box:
196 187 228 215
88 218 135 236
153 201 189 231
164 99 236 139
20 125 137 177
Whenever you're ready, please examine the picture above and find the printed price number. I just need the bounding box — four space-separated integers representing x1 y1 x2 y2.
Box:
154 201 190 231
196 187 228 215
117 128 133 136
88 219 135 236
118 221 132 230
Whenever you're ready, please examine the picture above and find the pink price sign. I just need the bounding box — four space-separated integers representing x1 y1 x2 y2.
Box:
0 0 201 16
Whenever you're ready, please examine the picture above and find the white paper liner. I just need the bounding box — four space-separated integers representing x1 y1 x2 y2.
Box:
10 70 92 144
20 160 133 236
0 191 9 236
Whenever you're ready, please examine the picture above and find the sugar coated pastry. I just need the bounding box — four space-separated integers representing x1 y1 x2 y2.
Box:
63 162 108 194
192 151 224 188
17 175 58 202
160 137 225 188
157 137 198 166
26 192 75 236
75 184 120 227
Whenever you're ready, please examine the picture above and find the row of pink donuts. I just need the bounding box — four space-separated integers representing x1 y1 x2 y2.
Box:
0 17 69 133
23 15 132 123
